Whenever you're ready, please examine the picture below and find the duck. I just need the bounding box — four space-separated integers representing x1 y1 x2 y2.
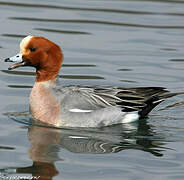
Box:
4 35 176 127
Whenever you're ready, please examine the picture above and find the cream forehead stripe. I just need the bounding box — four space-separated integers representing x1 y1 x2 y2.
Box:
20 35 33 49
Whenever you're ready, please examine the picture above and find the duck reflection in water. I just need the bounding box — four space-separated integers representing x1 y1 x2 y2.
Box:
0 118 168 180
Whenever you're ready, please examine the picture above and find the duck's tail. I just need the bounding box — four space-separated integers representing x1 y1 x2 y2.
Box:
138 92 183 118
116 87 184 118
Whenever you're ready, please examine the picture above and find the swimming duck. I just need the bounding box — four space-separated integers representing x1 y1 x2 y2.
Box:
4 36 174 127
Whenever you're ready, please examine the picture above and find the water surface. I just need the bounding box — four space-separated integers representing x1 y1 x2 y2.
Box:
0 0 184 179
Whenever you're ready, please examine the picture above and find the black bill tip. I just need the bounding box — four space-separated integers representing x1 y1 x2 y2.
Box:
4 58 11 62
8 67 12 70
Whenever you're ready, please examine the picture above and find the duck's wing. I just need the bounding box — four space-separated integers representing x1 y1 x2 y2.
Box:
55 85 175 118
52 85 179 127
84 86 174 118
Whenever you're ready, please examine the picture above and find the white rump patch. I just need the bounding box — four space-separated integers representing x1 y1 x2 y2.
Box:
69 108 93 113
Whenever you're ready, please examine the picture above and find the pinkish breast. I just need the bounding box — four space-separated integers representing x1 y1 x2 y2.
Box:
29 82 60 126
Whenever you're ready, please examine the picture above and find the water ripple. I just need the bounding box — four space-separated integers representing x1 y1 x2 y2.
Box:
2 70 104 80
8 85 32 89
1 1 184 17
1 34 28 38
59 75 104 80
0 2 163 15
9 17 184 29
35 28 91 35
169 59 184 62
0 146 15 150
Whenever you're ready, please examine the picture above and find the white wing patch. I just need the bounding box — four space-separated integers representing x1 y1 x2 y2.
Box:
69 108 93 113
68 136 88 139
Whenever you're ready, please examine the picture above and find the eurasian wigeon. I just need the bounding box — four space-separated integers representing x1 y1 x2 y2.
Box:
4 36 176 127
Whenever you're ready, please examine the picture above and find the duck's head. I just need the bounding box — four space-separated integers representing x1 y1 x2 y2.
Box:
5 36 63 82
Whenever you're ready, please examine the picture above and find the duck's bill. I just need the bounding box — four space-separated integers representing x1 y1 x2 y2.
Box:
4 53 27 70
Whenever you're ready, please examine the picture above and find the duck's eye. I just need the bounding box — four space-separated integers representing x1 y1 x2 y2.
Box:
29 47 36 52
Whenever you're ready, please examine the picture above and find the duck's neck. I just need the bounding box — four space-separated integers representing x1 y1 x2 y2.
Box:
36 68 59 82
30 79 60 126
